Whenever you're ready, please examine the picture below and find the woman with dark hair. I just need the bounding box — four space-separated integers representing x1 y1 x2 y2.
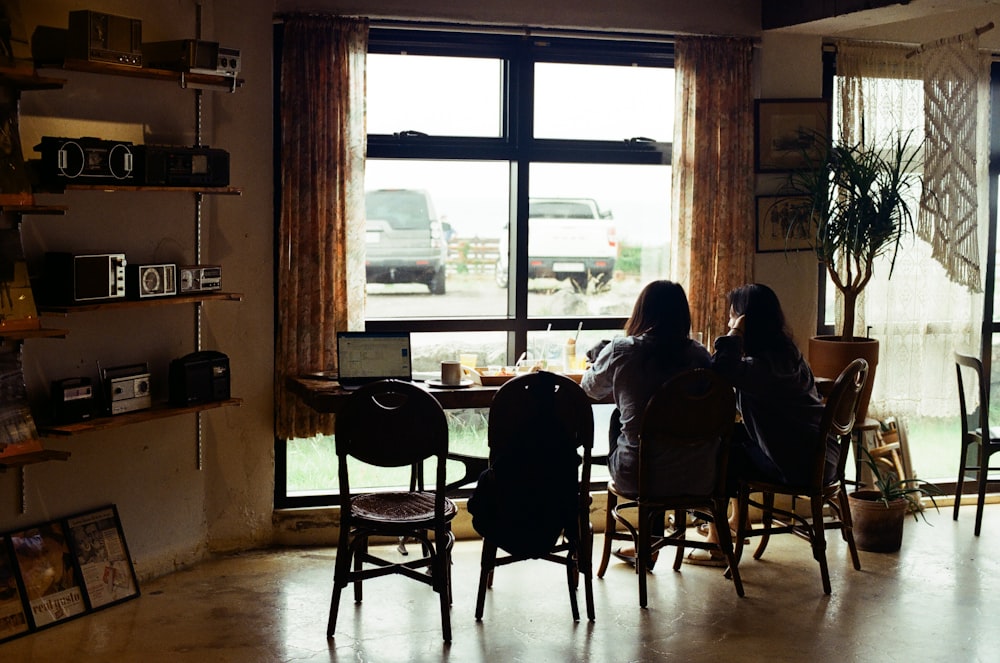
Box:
711 282 828 488
581 280 710 562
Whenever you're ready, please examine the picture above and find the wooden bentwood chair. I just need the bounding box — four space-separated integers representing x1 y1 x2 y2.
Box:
731 358 868 595
953 351 1000 536
597 368 744 606
327 379 457 642
471 371 595 622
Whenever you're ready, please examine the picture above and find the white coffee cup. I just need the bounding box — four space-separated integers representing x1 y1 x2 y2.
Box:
441 360 463 386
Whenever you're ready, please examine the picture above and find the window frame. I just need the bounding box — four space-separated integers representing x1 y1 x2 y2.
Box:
275 26 676 508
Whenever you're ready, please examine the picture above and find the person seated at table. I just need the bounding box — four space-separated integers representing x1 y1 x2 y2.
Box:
697 282 827 562
581 280 710 563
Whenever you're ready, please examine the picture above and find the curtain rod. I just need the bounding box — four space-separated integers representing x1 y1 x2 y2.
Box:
905 21 995 59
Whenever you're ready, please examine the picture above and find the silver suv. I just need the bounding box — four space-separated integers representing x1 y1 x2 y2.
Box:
365 189 448 295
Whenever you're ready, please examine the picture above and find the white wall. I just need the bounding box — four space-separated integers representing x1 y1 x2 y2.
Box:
1 0 275 579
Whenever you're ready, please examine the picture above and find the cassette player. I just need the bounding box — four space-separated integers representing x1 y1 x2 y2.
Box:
179 265 222 293
135 144 229 187
141 39 241 77
102 363 151 415
51 377 95 424
35 136 135 184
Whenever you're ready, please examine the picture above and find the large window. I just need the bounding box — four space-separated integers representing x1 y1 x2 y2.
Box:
277 29 676 506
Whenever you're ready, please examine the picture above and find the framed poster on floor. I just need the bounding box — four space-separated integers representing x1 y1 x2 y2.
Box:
0 537 30 642
65 505 140 610
9 521 87 629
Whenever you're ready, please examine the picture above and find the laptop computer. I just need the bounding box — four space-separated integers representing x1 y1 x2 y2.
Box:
335 331 413 390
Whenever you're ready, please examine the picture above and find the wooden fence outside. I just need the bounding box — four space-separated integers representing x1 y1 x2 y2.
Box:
447 237 501 274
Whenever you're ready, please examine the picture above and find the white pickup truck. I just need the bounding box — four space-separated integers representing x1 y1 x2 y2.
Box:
495 198 618 292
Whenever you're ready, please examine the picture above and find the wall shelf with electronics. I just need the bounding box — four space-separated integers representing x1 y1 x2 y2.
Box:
38 398 242 437
0 328 69 341
0 65 66 90
36 292 243 315
51 184 242 195
40 59 244 91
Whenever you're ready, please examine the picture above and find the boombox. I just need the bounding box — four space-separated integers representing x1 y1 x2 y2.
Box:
103 363 151 415
169 350 230 407
179 265 222 293
35 137 135 184
68 10 142 67
43 252 127 304
126 263 177 299
135 145 230 187
142 40 241 77
51 377 95 424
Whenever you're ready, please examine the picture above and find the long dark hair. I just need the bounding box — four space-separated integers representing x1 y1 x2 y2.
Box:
727 283 798 358
624 280 691 342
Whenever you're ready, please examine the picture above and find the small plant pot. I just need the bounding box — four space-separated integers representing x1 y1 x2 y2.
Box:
849 490 908 553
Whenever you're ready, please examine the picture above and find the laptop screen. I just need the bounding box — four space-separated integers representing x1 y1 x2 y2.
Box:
336 331 412 386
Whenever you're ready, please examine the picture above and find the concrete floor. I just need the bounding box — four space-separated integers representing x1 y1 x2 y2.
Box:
3 503 999 663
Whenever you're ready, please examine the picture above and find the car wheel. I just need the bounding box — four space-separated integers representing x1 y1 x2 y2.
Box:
568 274 588 293
429 266 446 295
495 260 508 289
592 272 612 293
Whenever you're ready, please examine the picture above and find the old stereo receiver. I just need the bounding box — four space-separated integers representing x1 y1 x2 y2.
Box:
126 263 177 299
135 145 229 187
142 40 241 77
102 363 151 415
179 265 221 293
68 10 143 67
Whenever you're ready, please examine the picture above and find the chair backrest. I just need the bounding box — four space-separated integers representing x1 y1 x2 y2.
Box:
954 351 987 440
637 368 736 500
471 371 594 558
334 379 449 493
815 358 869 486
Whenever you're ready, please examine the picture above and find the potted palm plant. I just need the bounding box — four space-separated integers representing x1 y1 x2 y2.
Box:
849 446 941 552
787 128 921 420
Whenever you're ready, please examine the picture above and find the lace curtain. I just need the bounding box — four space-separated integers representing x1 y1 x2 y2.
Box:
274 16 368 439
835 42 987 420
671 37 755 341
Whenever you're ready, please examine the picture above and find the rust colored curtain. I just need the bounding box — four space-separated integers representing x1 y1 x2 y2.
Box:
275 16 368 439
671 37 755 342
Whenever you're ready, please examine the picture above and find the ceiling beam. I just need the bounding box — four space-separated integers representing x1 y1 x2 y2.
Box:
762 0 911 30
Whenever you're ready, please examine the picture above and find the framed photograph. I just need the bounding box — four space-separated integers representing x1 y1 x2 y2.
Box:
756 195 816 253
0 537 30 643
755 99 830 172
65 505 139 610
9 521 87 629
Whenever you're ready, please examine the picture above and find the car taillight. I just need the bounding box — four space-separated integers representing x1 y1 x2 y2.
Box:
607 226 617 248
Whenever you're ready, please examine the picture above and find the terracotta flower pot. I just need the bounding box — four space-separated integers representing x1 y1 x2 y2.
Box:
849 489 907 553
808 335 879 422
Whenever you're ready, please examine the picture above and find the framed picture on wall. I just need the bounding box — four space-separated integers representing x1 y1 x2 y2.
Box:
755 99 830 172
756 195 816 253
65 505 139 611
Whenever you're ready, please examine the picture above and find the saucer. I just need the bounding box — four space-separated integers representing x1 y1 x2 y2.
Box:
426 378 474 389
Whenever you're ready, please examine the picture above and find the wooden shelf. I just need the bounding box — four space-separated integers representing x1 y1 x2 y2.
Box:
0 204 68 215
45 183 242 195
0 449 71 471
40 59 244 90
0 63 66 90
37 292 243 315
0 327 69 341
39 398 242 437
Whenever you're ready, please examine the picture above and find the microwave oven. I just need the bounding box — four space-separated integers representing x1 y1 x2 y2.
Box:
43 252 127 304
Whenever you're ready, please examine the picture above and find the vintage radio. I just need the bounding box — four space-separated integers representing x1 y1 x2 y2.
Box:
179 265 221 293
126 263 177 299
103 363 151 415
43 252 127 304
169 350 230 407
66 10 142 67
135 145 230 187
35 136 135 184
142 40 241 77
51 377 95 424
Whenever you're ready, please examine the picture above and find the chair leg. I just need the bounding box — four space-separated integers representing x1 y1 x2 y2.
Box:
753 492 775 560
581 525 596 621
565 544 581 621
597 490 617 577
353 536 366 603
637 507 651 608
975 447 989 536
474 540 497 620
810 497 832 594
836 490 861 570
437 541 452 642
733 488 750 566
712 500 744 597
954 440 971 521
327 539 354 637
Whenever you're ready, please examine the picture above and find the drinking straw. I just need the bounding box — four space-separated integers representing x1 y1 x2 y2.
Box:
575 321 583 343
